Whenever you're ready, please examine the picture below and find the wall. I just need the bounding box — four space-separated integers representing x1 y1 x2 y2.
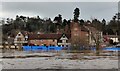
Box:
29 39 57 46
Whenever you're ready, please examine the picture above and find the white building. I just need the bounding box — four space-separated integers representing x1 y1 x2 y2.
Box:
14 32 28 46
58 34 71 47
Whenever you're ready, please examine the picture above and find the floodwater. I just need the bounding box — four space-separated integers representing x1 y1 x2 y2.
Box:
0 49 119 69
1 47 120 69
0 48 118 59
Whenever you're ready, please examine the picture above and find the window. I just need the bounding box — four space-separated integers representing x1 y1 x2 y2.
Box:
17 38 21 41
86 34 88 36
18 34 21 36
60 40 62 43
63 35 65 38
66 45 68 47
66 40 68 43
74 28 78 31
74 33 78 36
40 40 43 42
63 40 66 43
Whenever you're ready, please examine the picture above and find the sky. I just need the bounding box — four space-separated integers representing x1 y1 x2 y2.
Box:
118 1 120 13
0 1 119 22
1 0 120 2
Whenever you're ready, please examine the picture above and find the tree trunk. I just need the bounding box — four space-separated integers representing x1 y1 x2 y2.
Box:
96 41 100 56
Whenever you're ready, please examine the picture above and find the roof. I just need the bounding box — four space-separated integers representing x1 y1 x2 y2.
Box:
10 30 28 38
84 25 100 33
81 26 89 32
28 33 71 40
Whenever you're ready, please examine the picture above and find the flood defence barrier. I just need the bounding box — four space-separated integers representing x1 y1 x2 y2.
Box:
22 46 63 51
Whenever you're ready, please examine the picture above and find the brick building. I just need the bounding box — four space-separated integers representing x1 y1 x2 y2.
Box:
70 21 89 47
70 21 102 47
28 33 71 47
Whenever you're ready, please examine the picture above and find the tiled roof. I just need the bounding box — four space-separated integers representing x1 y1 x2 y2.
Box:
28 33 71 40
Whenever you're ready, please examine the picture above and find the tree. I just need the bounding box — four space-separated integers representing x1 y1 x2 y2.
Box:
107 14 119 35
91 32 102 56
79 19 84 25
73 8 80 22
102 19 106 27
62 19 67 28
53 14 62 24
53 14 62 30
91 19 102 31
102 19 107 35
58 14 62 24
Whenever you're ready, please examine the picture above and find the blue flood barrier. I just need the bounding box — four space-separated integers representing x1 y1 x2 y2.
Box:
47 46 55 50
23 46 63 51
90 46 120 51
41 46 47 51
103 47 120 51
47 46 63 51
23 46 120 51
55 46 63 51
31 46 47 51
22 46 32 51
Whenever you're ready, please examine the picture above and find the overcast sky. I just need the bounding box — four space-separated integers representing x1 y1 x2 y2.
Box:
1 0 120 2
1 2 119 22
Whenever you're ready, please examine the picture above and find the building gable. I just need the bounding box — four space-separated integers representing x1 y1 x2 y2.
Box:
14 32 25 41
60 34 68 40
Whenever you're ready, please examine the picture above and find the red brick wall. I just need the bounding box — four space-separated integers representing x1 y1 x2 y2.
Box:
29 39 57 46
80 31 89 45
70 22 81 45
70 21 89 46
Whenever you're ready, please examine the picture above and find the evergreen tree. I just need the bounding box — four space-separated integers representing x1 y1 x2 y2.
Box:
73 8 80 22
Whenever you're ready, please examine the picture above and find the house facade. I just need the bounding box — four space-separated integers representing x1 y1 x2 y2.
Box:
57 34 71 47
28 34 57 46
103 35 119 43
28 33 71 47
70 21 102 46
70 21 90 47
12 21 102 48
14 32 28 46
84 25 103 46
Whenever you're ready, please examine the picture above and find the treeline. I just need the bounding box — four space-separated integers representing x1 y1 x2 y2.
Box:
2 14 72 35
2 8 120 37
